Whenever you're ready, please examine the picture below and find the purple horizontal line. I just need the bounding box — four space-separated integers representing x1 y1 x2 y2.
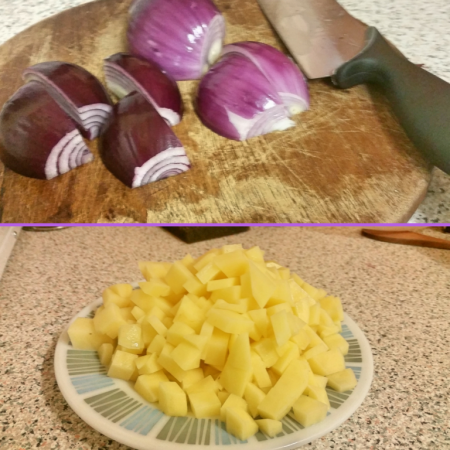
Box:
0 223 448 227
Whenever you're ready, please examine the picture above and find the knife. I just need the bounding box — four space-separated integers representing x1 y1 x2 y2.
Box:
256 0 450 174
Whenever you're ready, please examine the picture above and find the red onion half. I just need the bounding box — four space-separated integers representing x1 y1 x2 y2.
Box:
22 61 113 140
103 53 183 126
222 42 309 116
100 91 190 188
127 0 225 81
0 82 93 180
196 54 295 141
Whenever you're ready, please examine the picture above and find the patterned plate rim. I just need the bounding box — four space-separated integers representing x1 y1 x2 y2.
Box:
55 297 374 450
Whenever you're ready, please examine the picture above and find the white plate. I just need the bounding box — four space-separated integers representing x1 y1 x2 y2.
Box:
55 298 373 450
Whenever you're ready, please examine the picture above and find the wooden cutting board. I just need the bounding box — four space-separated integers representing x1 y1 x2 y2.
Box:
0 0 431 223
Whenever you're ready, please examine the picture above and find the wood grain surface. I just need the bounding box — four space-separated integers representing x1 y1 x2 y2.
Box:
0 0 432 223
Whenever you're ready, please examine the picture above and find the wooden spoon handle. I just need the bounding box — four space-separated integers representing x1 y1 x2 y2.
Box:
361 229 450 250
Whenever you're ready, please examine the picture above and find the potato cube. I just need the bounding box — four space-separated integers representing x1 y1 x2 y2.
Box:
244 383 266 418
147 315 168 337
308 303 321 326
93 304 128 339
319 296 344 322
163 261 196 295
277 268 290 280
203 328 229 366
302 343 328 360
171 342 201 371
289 280 315 306
107 350 138 381
327 368 357 392
251 351 272 389
270 310 292 347
135 353 162 375
185 375 219 395
213 251 249 277
130 289 154 312
304 326 328 349
217 391 230 404
290 329 311 351
292 395 328 427
257 359 309 420
206 309 253 334
270 280 292 304
134 371 169 403
68 318 114 350
98 343 114 366
220 393 248 422
248 309 269 337
219 334 252 397
308 349 345 376
271 342 300 375
304 385 330 410
188 391 222 418
255 419 282 437
302 282 327 301
196 263 223 284
157 351 187 382
147 334 166 355
139 261 171 280
210 286 242 304
292 299 310 323
166 322 195 346
131 306 146 321
181 367 204 390
225 407 258 441
182 334 209 352
322 333 349 356
102 283 133 308
207 277 240 292
213 299 248 314
245 246 265 262
308 373 328 388
248 261 277 308
183 277 208 297
181 253 196 271
159 382 188 416
139 279 171 297
251 338 279 368
193 249 220 272
118 323 144 352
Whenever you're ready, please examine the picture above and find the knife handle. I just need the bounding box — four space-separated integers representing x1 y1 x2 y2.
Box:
333 27 450 174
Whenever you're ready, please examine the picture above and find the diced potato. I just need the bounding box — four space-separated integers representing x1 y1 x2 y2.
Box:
217 391 230 404
257 359 309 420
322 333 349 356
292 395 328 428
185 375 219 394
207 277 240 292
248 261 277 308
166 322 195 346
290 329 311 351
157 351 187 382
182 334 209 352
209 286 242 304
98 343 114 366
245 246 265 262
220 393 248 422
213 251 249 278
219 334 252 397
136 353 162 374
302 343 328 360
181 367 204 390
183 277 208 297
213 299 248 314
270 310 292 347
139 279 171 297
251 338 279 368
225 407 258 441
131 306 146 322
277 267 290 280
139 261 171 280
327 368 357 392
102 283 133 308
181 254 196 272
292 299 310 323
308 349 346 376
203 328 229 366
159 382 187 416
222 244 243 253
107 350 138 380
134 371 169 403
270 280 292 304
68 318 114 350
206 309 253 334
147 334 166 355
118 323 144 352
171 342 201 371
93 304 128 339
163 261 196 295
193 249 220 272
255 419 282 437
244 383 266 418
319 296 344 322
196 263 223 284
251 351 272 389
308 373 328 388
248 309 269 337
147 315 168 337
304 385 330 410
271 341 300 375
309 303 321 326
189 391 222 418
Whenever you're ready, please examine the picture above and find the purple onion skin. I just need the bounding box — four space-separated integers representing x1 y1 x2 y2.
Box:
222 42 309 113
196 54 284 140
128 0 224 81
100 91 189 188
103 53 183 123
23 61 112 109
0 82 85 179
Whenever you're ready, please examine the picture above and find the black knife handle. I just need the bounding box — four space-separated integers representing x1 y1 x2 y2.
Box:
333 27 450 174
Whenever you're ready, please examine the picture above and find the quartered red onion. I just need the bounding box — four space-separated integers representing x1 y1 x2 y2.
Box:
103 53 183 126
22 61 113 140
222 42 309 116
0 82 93 180
196 53 295 141
100 91 190 188
127 0 226 81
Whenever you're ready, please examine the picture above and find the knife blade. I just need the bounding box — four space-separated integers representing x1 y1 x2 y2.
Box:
257 0 450 175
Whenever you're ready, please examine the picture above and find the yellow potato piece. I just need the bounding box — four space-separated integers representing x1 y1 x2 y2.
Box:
68 318 114 350
255 419 282 437
327 368 357 392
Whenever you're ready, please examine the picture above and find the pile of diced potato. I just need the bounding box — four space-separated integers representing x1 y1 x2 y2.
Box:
68 244 357 440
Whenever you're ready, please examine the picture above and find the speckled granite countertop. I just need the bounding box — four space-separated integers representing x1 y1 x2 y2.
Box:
0 226 449 449
0 0 449 222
